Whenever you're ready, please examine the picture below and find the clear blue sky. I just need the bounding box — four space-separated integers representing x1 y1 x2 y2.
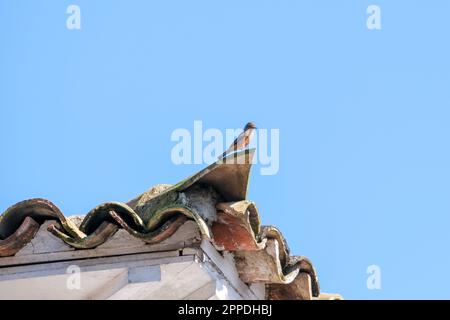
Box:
1 1 450 299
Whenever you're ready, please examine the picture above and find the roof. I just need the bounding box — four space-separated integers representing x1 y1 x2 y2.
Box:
0 149 331 300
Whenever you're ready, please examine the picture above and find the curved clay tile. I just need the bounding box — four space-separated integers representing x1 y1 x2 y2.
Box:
213 201 264 251
212 200 320 297
0 216 40 257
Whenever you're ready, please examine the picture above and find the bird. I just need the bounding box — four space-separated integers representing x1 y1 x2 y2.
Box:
219 122 257 160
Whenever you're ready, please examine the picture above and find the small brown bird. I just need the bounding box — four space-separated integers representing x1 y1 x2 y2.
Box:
219 122 257 159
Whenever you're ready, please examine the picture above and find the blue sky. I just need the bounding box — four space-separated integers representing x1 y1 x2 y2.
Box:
1 1 450 299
